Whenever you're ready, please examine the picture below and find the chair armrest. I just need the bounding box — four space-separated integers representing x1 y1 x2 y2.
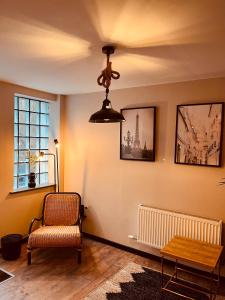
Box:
28 217 43 234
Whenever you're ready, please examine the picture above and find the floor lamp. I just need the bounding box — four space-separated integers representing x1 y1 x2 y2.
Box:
39 152 56 189
54 139 59 192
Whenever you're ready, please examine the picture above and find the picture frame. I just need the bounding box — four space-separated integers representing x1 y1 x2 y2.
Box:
120 106 156 161
174 102 224 167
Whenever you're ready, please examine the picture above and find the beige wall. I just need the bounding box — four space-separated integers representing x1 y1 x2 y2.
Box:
64 78 225 254
0 81 57 237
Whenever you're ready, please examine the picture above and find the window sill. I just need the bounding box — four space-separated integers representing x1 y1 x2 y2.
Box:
10 183 56 194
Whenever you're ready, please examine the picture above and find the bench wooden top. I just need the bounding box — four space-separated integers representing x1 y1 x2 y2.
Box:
160 236 223 270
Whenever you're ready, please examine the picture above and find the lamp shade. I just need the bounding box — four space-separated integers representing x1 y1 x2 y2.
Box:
89 99 125 123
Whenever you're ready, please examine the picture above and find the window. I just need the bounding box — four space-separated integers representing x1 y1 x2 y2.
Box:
14 96 49 189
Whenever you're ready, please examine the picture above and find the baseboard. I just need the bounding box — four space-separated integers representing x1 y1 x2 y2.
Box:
83 232 225 281
83 232 160 261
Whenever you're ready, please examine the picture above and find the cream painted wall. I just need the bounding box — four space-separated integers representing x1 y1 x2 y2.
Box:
0 81 57 237
64 78 225 255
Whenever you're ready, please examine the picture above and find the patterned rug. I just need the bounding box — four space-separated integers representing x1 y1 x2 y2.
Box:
0 268 13 285
84 263 225 300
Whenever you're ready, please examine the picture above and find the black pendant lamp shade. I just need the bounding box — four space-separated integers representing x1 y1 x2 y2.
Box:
89 45 125 123
89 98 125 123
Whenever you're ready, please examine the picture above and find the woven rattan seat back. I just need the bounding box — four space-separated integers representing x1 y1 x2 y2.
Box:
43 193 80 226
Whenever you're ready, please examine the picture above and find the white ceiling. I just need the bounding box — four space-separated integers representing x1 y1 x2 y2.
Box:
0 0 225 95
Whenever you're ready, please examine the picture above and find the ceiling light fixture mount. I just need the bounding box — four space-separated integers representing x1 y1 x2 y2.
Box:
102 45 115 55
89 45 125 123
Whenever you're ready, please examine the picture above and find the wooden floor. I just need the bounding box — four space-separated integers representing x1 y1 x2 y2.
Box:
0 238 161 300
0 238 224 300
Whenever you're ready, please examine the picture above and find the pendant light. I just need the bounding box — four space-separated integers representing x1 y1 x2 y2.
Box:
89 45 125 123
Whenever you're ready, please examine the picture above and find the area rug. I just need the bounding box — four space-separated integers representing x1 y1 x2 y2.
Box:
0 268 14 285
84 262 217 300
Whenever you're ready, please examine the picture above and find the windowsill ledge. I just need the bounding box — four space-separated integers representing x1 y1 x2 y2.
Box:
10 183 56 194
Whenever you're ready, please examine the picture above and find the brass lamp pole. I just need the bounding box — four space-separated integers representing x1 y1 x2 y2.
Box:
39 138 59 192
54 139 59 192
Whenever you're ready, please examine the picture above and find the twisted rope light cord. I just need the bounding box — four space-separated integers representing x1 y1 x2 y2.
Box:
97 52 120 90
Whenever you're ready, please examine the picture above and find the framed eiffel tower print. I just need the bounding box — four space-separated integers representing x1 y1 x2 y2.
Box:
120 106 156 161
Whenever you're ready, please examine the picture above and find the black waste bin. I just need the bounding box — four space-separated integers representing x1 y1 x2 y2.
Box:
1 234 22 260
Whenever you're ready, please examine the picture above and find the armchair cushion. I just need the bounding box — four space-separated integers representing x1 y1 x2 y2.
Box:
28 225 81 248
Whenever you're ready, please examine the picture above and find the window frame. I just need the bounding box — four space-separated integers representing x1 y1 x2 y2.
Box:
14 95 50 190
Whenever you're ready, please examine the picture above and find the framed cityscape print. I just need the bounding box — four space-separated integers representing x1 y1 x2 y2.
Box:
120 106 156 161
175 102 224 167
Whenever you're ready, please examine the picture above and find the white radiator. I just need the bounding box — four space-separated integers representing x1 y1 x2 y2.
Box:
137 205 222 249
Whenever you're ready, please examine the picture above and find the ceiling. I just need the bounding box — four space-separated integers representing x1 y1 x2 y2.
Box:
0 0 225 95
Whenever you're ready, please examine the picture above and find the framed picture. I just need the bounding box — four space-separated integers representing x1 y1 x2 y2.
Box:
175 102 224 167
120 106 156 161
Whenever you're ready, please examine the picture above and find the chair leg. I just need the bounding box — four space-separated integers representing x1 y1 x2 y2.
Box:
27 249 31 265
77 249 82 264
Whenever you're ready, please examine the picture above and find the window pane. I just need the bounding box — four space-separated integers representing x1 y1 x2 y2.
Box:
39 150 48 162
14 97 18 109
40 126 48 137
34 162 39 173
14 164 18 176
18 163 29 175
30 138 39 149
40 114 49 126
19 98 29 110
40 173 48 184
19 111 29 124
18 175 28 188
14 151 18 162
19 150 28 162
40 161 48 173
29 163 36 173
30 113 39 125
36 174 40 185
30 149 38 157
30 125 39 137
28 151 38 171
40 138 48 149
14 110 18 123
41 102 49 114
19 137 29 149
14 124 18 136
14 177 18 190
14 137 18 149
19 125 29 137
30 100 40 112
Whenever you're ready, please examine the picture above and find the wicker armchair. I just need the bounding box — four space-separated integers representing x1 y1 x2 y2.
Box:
27 192 82 265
